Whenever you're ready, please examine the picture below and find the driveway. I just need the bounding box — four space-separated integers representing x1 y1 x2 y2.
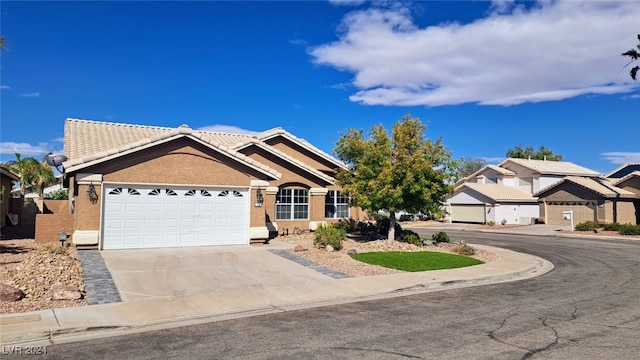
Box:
100 245 334 302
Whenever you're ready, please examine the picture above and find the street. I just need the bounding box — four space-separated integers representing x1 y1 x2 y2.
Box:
23 230 640 359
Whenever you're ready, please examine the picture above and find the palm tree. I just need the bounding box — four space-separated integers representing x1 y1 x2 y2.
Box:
6 153 55 196
33 158 56 197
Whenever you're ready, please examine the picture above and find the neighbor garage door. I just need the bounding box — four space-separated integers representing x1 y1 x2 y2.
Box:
102 185 249 250
545 201 597 225
450 204 486 224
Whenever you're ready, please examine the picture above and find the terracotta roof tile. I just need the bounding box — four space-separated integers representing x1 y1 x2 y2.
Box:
462 183 538 202
499 158 600 176
535 176 636 198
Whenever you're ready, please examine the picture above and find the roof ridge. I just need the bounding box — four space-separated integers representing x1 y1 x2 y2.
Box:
66 118 175 131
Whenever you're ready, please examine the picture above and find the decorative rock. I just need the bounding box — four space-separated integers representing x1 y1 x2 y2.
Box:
326 245 335 252
294 245 309 252
52 285 82 300
0 283 25 302
347 249 357 256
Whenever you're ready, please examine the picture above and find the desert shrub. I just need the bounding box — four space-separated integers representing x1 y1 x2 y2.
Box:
400 230 423 247
487 221 495 226
331 220 350 235
314 225 344 251
376 217 403 239
452 243 476 256
431 231 450 243
574 221 600 231
602 223 623 231
619 224 640 235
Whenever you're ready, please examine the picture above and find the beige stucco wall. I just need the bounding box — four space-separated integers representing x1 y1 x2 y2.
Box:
618 176 640 196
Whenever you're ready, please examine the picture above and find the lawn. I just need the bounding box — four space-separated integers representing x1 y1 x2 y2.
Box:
351 251 483 272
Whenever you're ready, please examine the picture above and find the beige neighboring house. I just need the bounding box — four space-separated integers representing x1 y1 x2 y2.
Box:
0 166 20 228
447 158 601 224
535 175 639 225
61 118 365 250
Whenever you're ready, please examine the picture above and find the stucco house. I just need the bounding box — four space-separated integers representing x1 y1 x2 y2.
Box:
606 163 640 179
535 176 639 225
447 158 601 224
61 118 365 250
0 166 20 228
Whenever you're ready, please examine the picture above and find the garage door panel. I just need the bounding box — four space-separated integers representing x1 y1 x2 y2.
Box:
451 204 486 223
103 185 249 249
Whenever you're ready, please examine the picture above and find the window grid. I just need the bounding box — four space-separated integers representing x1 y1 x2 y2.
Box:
276 188 308 220
325 190 350 218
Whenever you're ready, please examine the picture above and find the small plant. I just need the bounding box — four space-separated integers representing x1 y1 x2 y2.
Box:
431 231 450 243
314 225 344 251
619 224 640 236
44 243 69 255
487 221 495 226
47 188 69 200
331 221 350 235
574 221 600 231
452 243 476 256
400 230 423 247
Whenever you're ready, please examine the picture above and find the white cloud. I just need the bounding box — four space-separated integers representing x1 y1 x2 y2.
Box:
482 157 505 164
20 91 40 98
600 152 640 165
0 85 11 90
197 124 259 135
623 94 640 99
0 142 56 157
329 0 366 6
310 1 640 106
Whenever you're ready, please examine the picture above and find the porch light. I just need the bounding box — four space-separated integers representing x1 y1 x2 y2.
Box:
255 188 264 207
87 183 99 204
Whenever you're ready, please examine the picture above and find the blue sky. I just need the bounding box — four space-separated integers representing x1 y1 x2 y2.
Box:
1 0 638 174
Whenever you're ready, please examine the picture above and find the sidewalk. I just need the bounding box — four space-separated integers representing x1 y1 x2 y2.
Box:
0 243 552 346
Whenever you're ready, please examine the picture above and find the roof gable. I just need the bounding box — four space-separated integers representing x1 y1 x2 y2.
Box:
499 158 600 177
535 176 636 198
461 183 537 202
606 163 640 179
63 126 281 179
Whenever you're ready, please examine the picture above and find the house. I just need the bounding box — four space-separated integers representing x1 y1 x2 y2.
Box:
61 118 365 250
447 158 601 224
535 176 639 225
0 166 20 228
606 163 640 179
446 183 538 224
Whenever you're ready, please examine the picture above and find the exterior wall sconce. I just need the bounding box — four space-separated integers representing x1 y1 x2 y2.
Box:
87 183 99 204
255 188 264 207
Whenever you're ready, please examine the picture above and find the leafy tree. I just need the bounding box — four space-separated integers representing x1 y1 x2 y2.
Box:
47 188 68 200
506 145 563 161
6 153 56 196
621 34 640 80
334 114 456 241
455 157 487 180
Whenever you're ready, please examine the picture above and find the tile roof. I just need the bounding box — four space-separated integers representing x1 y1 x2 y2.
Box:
606 163 640 178
63 121 281 179
453 165 515 188
535 176 637 198
611 171 640 186
499 158 600 176
461 183 538 202
0 165 20 181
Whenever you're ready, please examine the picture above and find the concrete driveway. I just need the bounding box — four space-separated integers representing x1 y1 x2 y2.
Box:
100 245 333 302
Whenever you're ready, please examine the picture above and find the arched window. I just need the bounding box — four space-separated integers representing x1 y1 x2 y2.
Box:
276 188 308 220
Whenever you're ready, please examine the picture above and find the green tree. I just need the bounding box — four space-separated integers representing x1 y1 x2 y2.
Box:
47 188 68 200
506 145 563 161
334 114 456 241
455 157 487 180
622 34 640 80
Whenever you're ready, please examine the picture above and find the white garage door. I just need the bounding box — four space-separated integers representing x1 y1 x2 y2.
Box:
102 185 249 250
450 204 486 224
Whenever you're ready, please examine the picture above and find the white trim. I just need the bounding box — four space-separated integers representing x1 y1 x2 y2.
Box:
250 180 270 188
265 186 279 195
77 173 103 184
250 226 269 239
309 188 329 196
73 230 99 245
102 181 249 190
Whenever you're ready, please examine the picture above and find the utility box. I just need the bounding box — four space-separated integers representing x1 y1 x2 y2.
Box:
562 211 572 220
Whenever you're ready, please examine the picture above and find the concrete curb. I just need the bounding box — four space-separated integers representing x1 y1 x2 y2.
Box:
0 245 553 347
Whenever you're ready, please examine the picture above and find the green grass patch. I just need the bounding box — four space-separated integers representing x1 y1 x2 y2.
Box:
351 251 483 272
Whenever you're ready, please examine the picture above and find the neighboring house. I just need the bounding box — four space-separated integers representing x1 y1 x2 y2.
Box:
606 163 640 179
0 166 20 228
535 176 639 225
61 118 365 250
446 183 538 225
447 158 601 224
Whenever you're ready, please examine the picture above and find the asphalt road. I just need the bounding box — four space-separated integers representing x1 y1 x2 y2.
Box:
22 231 640 359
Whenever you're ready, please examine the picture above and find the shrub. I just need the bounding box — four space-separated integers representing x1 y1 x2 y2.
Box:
619 224 640 236
400 230 423 247
431 231 450 243
376 217 403 239
452 243 476 256
331 221 350 235
574 221 600 231
314 225 344 251
356 220 377 234
602 223 623 232
47 188 69 200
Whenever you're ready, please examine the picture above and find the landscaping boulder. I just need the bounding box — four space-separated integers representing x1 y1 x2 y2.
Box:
52 284 82 300
0 283 25 302
294 245 308 252
326 245 335 252
347 249 357 256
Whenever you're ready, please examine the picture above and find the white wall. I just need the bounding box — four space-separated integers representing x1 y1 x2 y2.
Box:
537 176 564 193
448 191 489 204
